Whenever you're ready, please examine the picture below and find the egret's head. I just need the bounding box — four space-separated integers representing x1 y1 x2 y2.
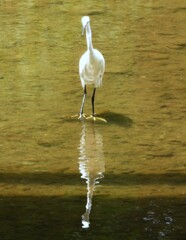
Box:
81 16 90 35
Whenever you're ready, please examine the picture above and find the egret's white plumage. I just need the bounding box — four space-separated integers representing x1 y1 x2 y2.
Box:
79 16 105 119
79 49 105 88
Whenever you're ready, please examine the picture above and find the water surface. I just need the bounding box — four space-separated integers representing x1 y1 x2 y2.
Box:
0 0 185 239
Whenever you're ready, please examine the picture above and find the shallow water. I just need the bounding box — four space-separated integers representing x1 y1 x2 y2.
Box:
0 0 186 239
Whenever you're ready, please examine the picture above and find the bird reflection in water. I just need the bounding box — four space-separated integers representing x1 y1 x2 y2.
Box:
78 122 105 229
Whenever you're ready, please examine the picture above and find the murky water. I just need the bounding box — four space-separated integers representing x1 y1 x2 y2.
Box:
0 0 186 239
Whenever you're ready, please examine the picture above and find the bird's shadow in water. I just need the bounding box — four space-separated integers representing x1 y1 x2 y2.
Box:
98 111 133 128
60 112 133 128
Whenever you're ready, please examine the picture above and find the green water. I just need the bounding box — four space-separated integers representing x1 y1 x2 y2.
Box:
0 0 185 239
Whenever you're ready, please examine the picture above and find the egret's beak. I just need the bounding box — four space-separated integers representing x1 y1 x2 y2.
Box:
82 23 88 35
82 26 85 35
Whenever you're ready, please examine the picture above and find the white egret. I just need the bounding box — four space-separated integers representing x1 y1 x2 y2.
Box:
78 16 105 121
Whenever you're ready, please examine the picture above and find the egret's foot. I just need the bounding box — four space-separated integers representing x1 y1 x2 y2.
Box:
71 113 86 120
86 115 107 122
78 113 87 120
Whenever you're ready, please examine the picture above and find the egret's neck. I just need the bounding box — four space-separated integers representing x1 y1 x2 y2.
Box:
86 23 93 51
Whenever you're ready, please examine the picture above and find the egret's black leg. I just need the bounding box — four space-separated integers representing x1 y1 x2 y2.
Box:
80 85 87 117
91 88 96 116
